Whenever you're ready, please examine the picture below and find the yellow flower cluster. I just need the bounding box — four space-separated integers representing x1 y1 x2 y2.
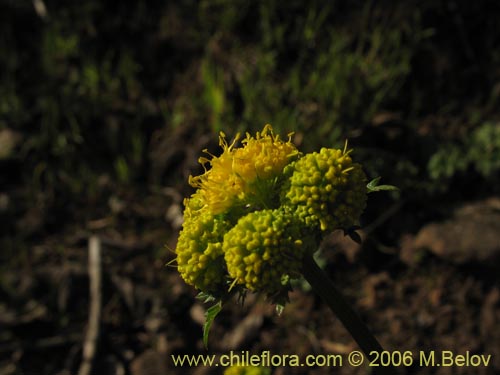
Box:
283 147 367 232
176 125 301 296
175 125 367 298
223 365 271 375
189 124 299 214
223 209 314 293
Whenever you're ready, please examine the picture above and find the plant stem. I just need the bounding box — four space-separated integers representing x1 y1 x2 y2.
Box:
302 254 398 375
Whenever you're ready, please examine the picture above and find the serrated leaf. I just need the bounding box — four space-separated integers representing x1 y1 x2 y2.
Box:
203 300 222 349
367 177 399 193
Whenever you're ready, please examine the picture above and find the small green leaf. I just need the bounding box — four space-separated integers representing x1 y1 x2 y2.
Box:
203 300 222 349
367 176 381 189
196 291 217 304
367 177 399 193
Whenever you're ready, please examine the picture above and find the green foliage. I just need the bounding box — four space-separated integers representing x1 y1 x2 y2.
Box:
428 123 500 180
217 2 428 149
1 2 158 232
367 177 399 193
201 59 226 133
2 0 500 245
467 123 500 177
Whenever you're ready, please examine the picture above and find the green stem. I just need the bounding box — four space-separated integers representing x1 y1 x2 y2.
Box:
302 254 398 375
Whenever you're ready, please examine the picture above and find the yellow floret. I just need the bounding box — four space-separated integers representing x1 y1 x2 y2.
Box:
189 125 299 214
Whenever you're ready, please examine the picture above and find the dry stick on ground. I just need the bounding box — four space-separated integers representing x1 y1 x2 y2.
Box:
78 236 102 375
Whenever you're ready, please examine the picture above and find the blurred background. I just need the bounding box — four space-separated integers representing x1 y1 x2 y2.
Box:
1 0 499 374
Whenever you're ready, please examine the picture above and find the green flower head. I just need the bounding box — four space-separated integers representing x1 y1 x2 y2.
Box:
175 194 231 294
223 208 315 296
282 146 367 233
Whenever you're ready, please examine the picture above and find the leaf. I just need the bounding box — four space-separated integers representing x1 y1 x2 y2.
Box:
367 177 399 193
196 291 217 304
203 300 222 349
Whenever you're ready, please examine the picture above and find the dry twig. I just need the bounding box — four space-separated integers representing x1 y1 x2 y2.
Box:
78 236 102 375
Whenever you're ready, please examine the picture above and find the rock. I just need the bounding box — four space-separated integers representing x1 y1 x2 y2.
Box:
404 197 500 267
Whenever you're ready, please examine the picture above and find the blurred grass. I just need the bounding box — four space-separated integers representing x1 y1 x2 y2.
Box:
1 0 500 255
